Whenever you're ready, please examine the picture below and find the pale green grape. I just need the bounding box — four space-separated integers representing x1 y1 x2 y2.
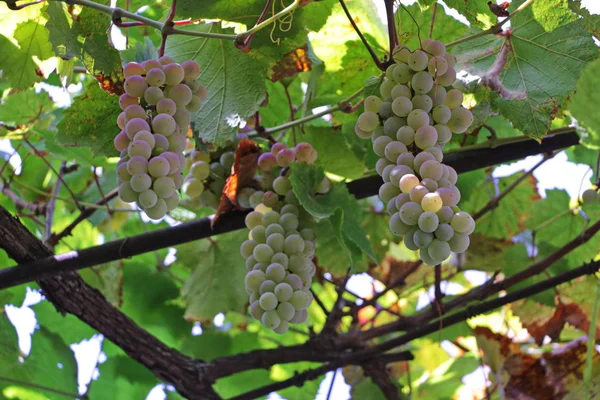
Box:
127 156 148 175
254 243 275 263
290 290 310 310
413 229 434 248
272 253 289 269
391 96 413 117
383 116 406 137
380 79 395 98
414 125 438 150
396 126 415 146
444 53 456 68
119 94 138 110
432 105 451 124
427 56 448 76
420 160 444 181
184 178 204 198
284 234 305 254
385 64 397 81
425 146 443 163
117 163 132 183
259 280 277 296
447 107 473 134
384 141 408 162
395 193 411 210
132 131 154 149
437 188 454 207
152 113 177 136
266 263 286 283
410 185 429 204
435 124 452 145
170 174 183 191
283 274 301 291
118 181 138 203
156 99 177 117
173 108 191 130
399 174 420 194
444 89 463 109
399 201 423 225
364 95 382 113
266 223 285 237
145 67 166 87
261 310 281 329
250 301 265 320
145 198 167 220
168 83 193 106
124 75 148 98
274 282 293 302
382 165 395 183
181 60 200 80
407 109 429 130
251 226 266 244
266 233 284 253
436 67 456 86
277 302 295 321
408 50 428 71
373 136 392 158
130 173 152 192
167 133 186 153
124 62 145 78
429 86 447 107
199 190 219 208
186 95 203 112
451 211 475 234
154 134 169 153
389 212 411 236
392 64 413 84
188 161 208 181
163 63 185 85
280 213 299 232
428 239 451 262
448 232 469 253
114 131 130 152
128 140 152 159
396 153 415 170
389 165 413 187
378 102 393 119
159 56 175 65
125 105 146 121
262 210 280 226
419 248 438 266
421 178 438 192
404 227 420 250
289 254 310 273
424 40 446 56
418 211 439 233
162 152 182 174
412 95 433 113
376 158 392 176
391 84 412 100
392 45 410 64
434 224 454 241
446 166 458 185
142 59 162 72
437 206 454 224
379 182 401 202
411 71 434 94
126 118 151 139
241 240 258 259
272 176 291 195
421 192 443 213
281 204 299 217
355 124 371 139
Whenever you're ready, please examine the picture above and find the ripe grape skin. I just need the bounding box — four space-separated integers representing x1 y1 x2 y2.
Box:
410 185 429 204
181 60 201 80
399 174 420 194
126 118 151 139
114 131 130 152
168 83 193 106
389 165 413 187
421 192 443 213
397 126 415 146
124 75 148 98
124 62 145 78
420 160 444 181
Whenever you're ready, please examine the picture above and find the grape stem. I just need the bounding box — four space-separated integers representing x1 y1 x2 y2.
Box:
445 0 536 48
157 0 177 58
428 2 438 39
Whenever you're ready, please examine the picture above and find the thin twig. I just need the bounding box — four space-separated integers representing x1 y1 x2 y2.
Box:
429 2 437 39
92 166 112 216
44 162 66 243
310 288 330 317
0 376 83 399
338 0 385 70
0 183 47 215
384 0 398 62
158 0 177 57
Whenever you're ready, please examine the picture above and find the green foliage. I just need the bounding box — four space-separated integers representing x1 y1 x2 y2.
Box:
571 58 600 148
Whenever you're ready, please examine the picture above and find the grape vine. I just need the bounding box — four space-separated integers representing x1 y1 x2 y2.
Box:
355 40 475 266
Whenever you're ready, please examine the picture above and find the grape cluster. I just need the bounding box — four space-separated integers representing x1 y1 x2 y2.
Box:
240 142 326 334
183 148 235 209
581 187 600 205
114 56 207 219
355 40 475 266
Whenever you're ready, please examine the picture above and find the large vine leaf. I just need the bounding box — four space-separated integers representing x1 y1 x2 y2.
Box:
165 23 266 146
180 230 249 321
0 89 54 127
398 3 469 49
454 0 598 140
571 58 600 148
56 81 121 156
434 0 494 28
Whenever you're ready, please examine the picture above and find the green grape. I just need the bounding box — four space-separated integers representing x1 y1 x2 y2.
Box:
428 86 447 107
250 226 267 243
280 213 299 232
411 71 434 94
437 206 454 224
289 254 310 273
114 131 130 152
391 84 412 100
404 227 420 250
303 241 315 257
396 126 415 146
447 107 473 134
421 178 438 192
161 152 181 174
128 140 152 159
419 248 438 266
117 112 127 129
355 124 372 139
399 201 423 225
153 134 169 153
409 184 428 204
448 232 470 253
392 44 410 63
131 131 154 149
266 233 284 253
246 255 257 271
420 160 444 181
142 59 162 73
407 109 429 130
418 211 439 233
188 161 208 180
432 105 451 124
127 156 148 175
413 229 434 248
277 301 295 321
382 165 395 183
119 94 138 110
444 89 464 109
281 204 299 216
145 198 168 220
383 116 406 137
125 105 146 121
250 301 265 320
273 176 292 195
170 173 183 191
373 136 392 158
389 212 411 236
284 274 302 290
357 111 379 132
289 290 310 310
385 63 397 81
199 190 219 208
408 50 428 71
159 56 175 65
126 118 151 139
156 98 177 117
261 310 281 329
424 40 446 56
145 67 166 87
259 280 277 296
392 64 413 84
376 158 392 176
436 188 454 207
284 234 305 254
421 192 443 213
186 95 203 112
399 174 420 194
446 166 458 185
118 181 138 203
276 148 295 168
391 96 413 117
167 133 186 153
434 223 454 241
436 67 456 86
274 282 293 302
414 125 438 150
413 152 434 172
173 108 191 130
241 240 258 259
290 309 308 324
168 83 193 106
124 62 145 78
378 102 393 119
412 95 433 113
384 141 408 162
272 253 289 269
181 60 201 80
428 239 451 262
582 188 599 204
379 182 401 202
253 243 275 263
163 63 185 85
183 178 203 197
451 211 475 234
124 75 148 98
266 263 286 283
435 124 452 145
300 228 316 242
152 113 177 136
444 53 456 68
389 165 413 187
273 320 289 334
117 163 132 183
130 173 152 192
395 193 411 210
380 79 395 98
427 56 448 76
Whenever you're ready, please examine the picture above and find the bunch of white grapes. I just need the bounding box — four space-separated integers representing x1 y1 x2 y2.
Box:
182 148 234 209
355 39 475 266
114 56 206 219
581 187 600 205
240 142 327 334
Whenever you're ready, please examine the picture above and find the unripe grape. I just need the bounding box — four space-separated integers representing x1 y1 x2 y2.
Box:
183 178 204 197
138 190 158 209
391 96 413 117
409 185 429 204
266 233 284 254
127 156 148 175
254 243 275 263
412 94 433 113
392 44 410 63
357 111 379 131
399 201 423 225
379 182 400 202
276 148 295 168
436 67 456 86
380 79 395 98
261 310 281 329
427 56 448 76
173 108 191 130
162 152 181 174
451 211 475 234
389 165 413 188
396 126 415 146
383 116 406 137
117 163 132 182
413 152 436 172
448 232 470 253
415 125 438 149
429 86 447 106
418 211 439 233
167 133 186 153
434 223 454 241
435 124 452 145
156 98 177 116
250 301 265 320
408 50 428 71
364 95 383 112
119 94 138 110
445 89 464 109
130 173 152 192
392 64 413 84
290 309 308 324
432 105 451 124
170 173 183 190
384 141 408 162
355 124 371 139
290 290 310 310
420 160 444 181
295 142 318 164
153 176 176 198
145 198 167 220
412 71 434 94
186 95 203 112
125 104 147 121
389 212 411 236
373 136 392 157
421 192 443 213
407 109 429 130
245 211 263 229
277 302 295 321
133 130 155 148
447 107 473 134
118 181 138 203
428 239 451 262
413 229 434 248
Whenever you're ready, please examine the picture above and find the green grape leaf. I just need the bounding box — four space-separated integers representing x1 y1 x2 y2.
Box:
569 0 600 39
88 355 159 400
398 2 469 48
441 0 494 28
181 230 249 321
0 89 54 127
165 23 266 146
303 126 364 179
531 0 577 32
32 300 98 345
454 0 598 140
45 2 124 87
0 315 78 397
289 163 376 267
415 353 480 397
570 58 600 148
56 81 121 156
